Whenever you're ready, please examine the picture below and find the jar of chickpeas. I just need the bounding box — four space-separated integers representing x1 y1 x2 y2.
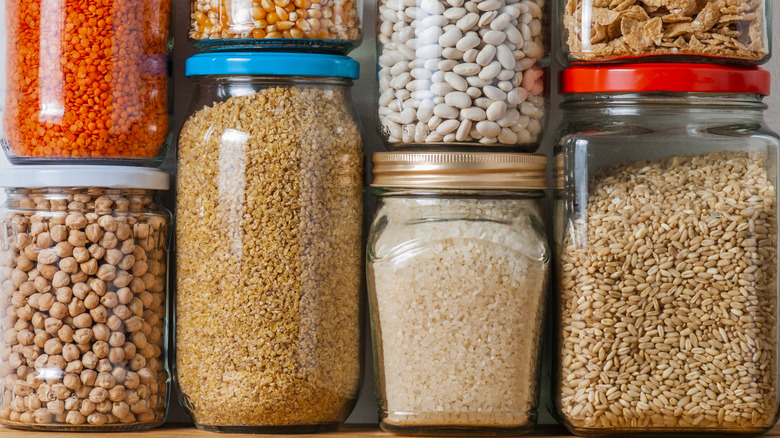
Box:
190 0 362 53
0 166 171 431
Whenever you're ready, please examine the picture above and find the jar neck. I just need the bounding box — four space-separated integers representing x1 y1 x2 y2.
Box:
561 92 767 121
372 187 546 199
6 188 158 213
191 75 354 88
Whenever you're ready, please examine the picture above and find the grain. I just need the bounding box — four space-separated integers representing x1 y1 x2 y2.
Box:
190 0 360 45
3 0 170 159
558 151 777 431
0 189 168 428
370 196 548 430
176 86 363 427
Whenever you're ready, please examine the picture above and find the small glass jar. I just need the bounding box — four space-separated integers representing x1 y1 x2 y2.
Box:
560 0 771 65
0 166 171 430
189 0 362 53
376 0 549 150
1 0 172 164
368 152 549 436
175 53 364 433
553 65 780 435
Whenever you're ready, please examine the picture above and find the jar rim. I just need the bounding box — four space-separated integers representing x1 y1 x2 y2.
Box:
371 152 547 190
186 52 359 79
561 64 770 95
0 166 170 190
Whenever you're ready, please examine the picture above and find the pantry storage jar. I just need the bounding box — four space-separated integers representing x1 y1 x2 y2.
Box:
1 0 171 164
175 53 363 433
377 0 548 150
189 0 362 52
368 152 549 436
0 166 171 430
560 0 770 65
553 64 780 435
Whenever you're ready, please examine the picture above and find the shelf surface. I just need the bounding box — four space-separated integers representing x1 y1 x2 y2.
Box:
1 424 780 437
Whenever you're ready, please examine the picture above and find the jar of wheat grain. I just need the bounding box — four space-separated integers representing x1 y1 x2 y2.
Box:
553 64 780 436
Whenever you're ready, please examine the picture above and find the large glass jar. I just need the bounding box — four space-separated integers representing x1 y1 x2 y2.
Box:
1 0 171 164
560 0 771 65
189 0 362 53
0 166 171 430
553 65 780 435
175 53 364 433
376 0 549 150
367 152 549 436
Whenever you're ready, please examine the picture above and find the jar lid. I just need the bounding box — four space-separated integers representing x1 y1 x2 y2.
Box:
0 166 170 190
561 64 770 95
371 152 547 190
185 52 360 79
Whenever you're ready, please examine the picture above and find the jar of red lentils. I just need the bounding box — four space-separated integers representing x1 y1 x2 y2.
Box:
1 0 172 164
189 0 362 53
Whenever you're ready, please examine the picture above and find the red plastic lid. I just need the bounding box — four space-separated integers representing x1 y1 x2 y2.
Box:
561 64 770 95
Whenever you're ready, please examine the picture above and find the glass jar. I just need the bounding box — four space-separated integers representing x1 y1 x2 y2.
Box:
189 0 362 53
560 0 771 65
175 52 363 433
376 0 549 150
553 65 780 435
0 166 171 430
367 152 549 436
1 0 171 164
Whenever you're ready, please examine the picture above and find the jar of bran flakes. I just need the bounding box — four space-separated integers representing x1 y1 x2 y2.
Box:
559 0 770 65
553 64 780 435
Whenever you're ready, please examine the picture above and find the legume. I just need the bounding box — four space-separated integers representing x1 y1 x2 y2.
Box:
3 0 170 160
0 189 168 427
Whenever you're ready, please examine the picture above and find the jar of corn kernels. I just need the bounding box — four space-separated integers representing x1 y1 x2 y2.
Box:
1 0 172 164
189 0 362 53
0 166 171 431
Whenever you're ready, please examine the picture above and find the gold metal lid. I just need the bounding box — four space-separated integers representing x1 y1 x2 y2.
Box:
371 152 547 189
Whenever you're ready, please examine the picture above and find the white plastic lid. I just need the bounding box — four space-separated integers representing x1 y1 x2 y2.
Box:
0 166 170 190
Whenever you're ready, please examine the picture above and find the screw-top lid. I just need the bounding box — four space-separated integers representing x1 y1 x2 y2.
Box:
0 166 170 190
186 52 360 79
371 152 547 190
561 64 770 95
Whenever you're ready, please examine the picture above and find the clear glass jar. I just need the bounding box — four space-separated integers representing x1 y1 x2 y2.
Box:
376 0 549 150
0 166 171 431
175 53 364 433
1 0 171 164
367 152 549 436
560 0 771 65
553 65 780 435
189 0 362 53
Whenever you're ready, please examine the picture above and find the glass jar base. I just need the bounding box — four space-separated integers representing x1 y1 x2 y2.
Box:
0 422 161 432
194 423 341 434
380 420 535 437
562 425 774 438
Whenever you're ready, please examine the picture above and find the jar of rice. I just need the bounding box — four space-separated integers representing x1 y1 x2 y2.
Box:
367 152 550 436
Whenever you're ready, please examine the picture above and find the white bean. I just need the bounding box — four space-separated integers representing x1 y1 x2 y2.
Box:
444 72 469 91
434 103 459 118
444 91 472 109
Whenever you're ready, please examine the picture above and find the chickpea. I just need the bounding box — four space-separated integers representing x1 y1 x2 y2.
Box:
64 359 83 374
44 338 63 355
80 258 98 276
54 242 73 258
100 291 118 308
67 230 87 248
72 246 90 263
80 369 98 387
72 313 92 329
51 271 70 288
73 328 93 345
99 232 118 250
85 223 104 243
65 213 87 230
57 325 74 343
79 399 96 416
55 286 73 303
89 278 107 296
98 215 117 232
107 315 123 332
66 410 86 425
93 340 109 359
96 399 113 413
63 373 81 390
108 348 125 364
89 387 109 404
62 344 80 362
82 352 98 370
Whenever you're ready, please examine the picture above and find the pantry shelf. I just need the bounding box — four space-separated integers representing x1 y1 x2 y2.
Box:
2 424 780 437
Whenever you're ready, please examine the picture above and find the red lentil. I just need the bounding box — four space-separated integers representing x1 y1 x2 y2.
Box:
3 0 170 160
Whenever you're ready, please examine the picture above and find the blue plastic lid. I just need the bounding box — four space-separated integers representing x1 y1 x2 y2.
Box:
186 53 360 79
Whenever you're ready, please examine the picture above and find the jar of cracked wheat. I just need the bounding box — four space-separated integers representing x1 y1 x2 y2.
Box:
368 152 550 436
553 65 780 436
175 52 363 433
0 166 171 431
559 0 770 65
